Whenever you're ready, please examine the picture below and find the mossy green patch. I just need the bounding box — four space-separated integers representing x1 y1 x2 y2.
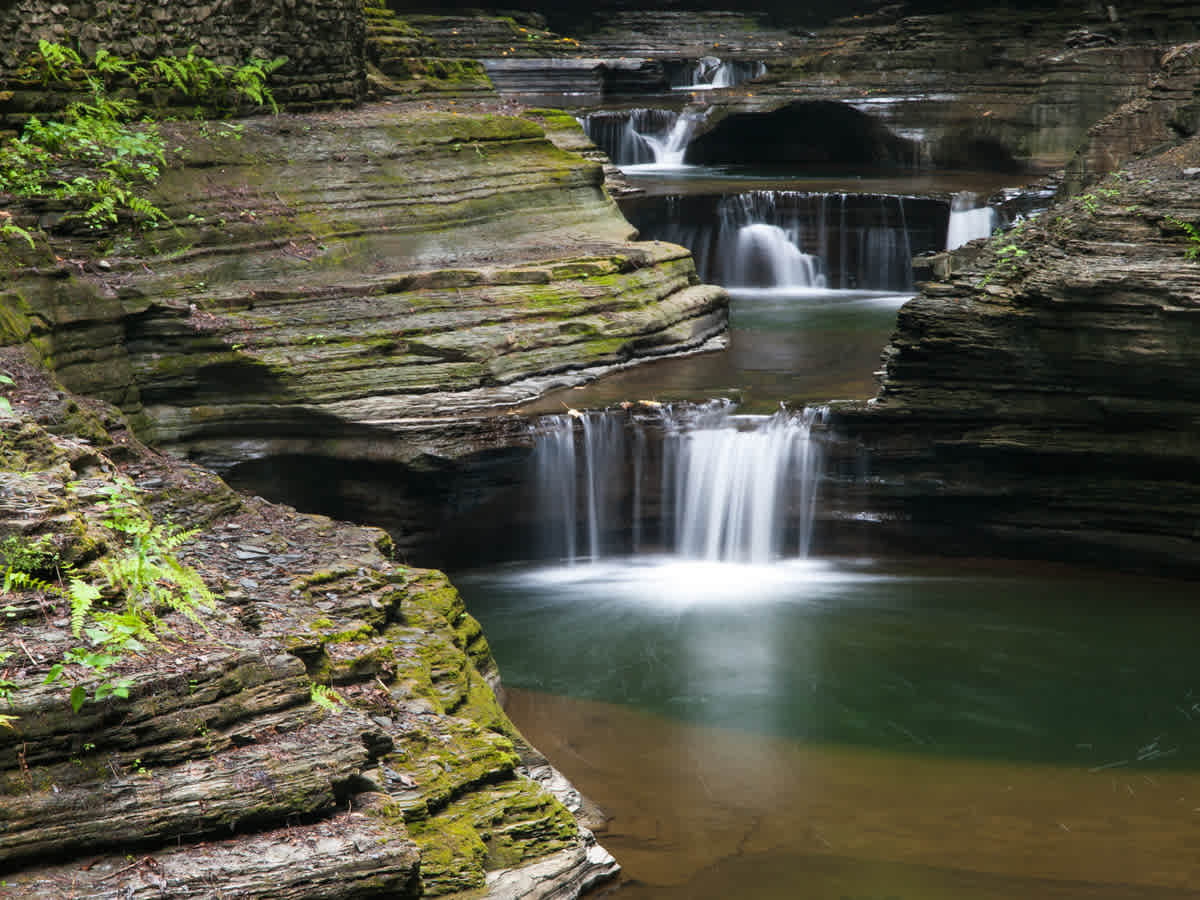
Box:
406 777 578 895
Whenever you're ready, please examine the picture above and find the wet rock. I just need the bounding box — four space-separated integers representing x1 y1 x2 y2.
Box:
0 358 618 899
6 106 726 473
831 135 1200 574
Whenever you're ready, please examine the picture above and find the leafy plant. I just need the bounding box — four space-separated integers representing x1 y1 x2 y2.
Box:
978 235 1029 287
0 534 61 577
310 683 345 711
0 213 35 249
1165 216 1200 260
0 651 15 729
2 478 215 715
0 42 286 233
0 372 13 418
1080 186 1120 215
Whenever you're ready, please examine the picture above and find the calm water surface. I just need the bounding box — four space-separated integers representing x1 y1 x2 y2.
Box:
526 289 909 415
454 558 1200 898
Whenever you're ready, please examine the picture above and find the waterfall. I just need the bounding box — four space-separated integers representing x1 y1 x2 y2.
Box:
946 191 996 250
730 224 826 288
577 108 705 168
628 190 921 291
533 404 826 565
669 58 767 90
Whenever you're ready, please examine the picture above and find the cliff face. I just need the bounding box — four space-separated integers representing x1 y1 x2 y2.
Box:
1 104 726 471
735 4 1192 174
1064 40 1200 192
830 136 1200 572
0 350 618 898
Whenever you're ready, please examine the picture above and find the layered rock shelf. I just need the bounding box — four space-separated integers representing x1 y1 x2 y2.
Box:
0 352 618 898
831 137 1200 572
1 103 726 471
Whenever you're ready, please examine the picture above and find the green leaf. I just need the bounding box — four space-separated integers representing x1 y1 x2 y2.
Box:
69 685 86 713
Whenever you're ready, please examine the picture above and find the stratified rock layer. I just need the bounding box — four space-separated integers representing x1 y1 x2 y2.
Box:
0 351 618 898
830 137 1200 572
1 104 726 468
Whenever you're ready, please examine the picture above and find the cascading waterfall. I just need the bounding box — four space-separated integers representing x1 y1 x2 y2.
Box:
669 57 767 90
533 403 827 565
729 224 826 288
945 191 997 249
577 108 706 168
634 190 915 291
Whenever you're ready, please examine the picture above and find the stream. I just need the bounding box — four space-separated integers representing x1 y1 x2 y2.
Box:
450 110 1200 898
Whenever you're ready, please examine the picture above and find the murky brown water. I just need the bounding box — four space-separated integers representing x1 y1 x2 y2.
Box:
507 689 1200 899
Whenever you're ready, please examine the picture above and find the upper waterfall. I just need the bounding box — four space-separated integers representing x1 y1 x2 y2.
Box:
628 190 920 292
578 108 707 169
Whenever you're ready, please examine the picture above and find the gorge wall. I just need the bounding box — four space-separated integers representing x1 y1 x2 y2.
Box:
5 3 1200 897
0 353 617 898
1 106 725 476
830 135 1200 573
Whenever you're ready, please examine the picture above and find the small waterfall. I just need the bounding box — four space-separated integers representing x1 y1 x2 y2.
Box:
626 190 924 291
669 57 767 90
532 404 826 565
578 108 705 168
730 224 826 288
946 192 997 250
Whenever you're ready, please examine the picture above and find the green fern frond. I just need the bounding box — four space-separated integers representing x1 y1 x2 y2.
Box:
68 577 101 636
2 567 66 597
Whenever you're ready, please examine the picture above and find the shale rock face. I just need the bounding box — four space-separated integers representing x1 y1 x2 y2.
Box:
1064 41 1200 193
704 3 1198 174
2 105 726 470
831 138 1200 573
0 351 618 898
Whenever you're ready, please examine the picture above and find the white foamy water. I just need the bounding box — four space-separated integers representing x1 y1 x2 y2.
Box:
946 191 997 249
533 404 827 566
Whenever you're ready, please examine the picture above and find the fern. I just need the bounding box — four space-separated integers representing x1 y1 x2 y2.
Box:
3 478 216 718
1165 216 1200 260
1 42 283 236
35 39 84 83
68 578 101 636
2 567 65 597
311 683 345 711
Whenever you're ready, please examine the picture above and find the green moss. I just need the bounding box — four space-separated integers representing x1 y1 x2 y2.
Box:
408 814 489 894
405 777 579 895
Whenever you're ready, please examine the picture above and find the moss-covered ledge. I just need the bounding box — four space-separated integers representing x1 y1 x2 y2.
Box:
0 102 727 467
0 348 618 898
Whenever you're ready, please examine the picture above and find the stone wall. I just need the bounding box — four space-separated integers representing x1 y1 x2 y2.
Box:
0 0 365 108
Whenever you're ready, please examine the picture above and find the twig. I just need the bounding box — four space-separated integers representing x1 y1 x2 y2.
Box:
16 639 38 666
93 855 151 883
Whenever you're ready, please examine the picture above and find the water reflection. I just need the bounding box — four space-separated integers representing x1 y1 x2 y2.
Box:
455 558 1200 770
524 289 910 415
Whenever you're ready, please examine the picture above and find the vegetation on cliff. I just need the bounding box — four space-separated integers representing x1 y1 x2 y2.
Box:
0 41 284 232
0 349 614 896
